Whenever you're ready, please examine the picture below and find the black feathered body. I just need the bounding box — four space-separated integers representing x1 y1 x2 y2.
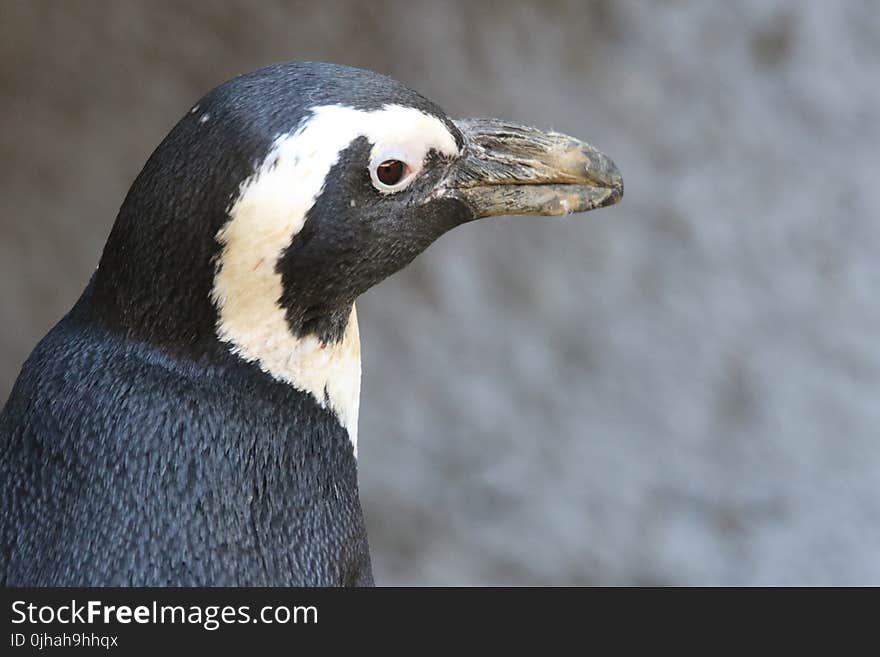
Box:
0 290 373 586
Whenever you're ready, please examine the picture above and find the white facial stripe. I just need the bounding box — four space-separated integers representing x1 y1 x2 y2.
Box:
211 104 458 453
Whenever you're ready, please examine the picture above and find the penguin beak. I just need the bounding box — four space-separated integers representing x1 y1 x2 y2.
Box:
443 118 623 218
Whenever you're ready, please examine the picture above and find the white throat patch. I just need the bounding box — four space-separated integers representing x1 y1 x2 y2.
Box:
210 104 459 454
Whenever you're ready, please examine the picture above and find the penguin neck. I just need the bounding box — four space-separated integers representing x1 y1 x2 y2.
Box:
212 271 362 451
86 258 363 450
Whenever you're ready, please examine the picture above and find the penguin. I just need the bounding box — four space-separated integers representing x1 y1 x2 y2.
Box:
0 61 622 586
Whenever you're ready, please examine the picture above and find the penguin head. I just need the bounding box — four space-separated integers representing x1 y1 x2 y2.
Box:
92 61 622 389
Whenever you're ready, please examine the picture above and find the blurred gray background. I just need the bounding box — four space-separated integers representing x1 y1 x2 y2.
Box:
2 0 878 585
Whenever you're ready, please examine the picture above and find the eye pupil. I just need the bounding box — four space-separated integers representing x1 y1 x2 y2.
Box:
376 159 406 186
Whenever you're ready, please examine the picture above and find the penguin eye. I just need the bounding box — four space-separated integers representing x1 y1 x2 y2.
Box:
376 160 406 185
370 157 414 193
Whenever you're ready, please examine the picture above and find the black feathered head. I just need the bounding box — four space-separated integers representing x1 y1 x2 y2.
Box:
90 62 622 443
